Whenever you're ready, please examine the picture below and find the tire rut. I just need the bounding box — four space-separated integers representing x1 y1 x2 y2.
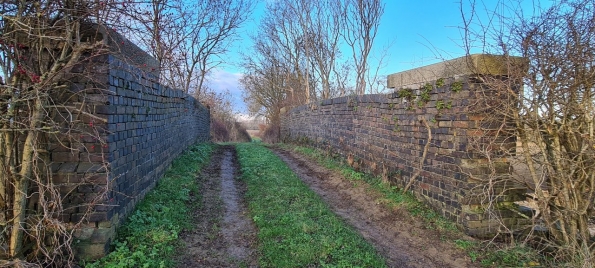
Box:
175 145 258 268
272 147 474 268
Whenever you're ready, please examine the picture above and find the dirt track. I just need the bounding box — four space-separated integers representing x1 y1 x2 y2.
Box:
176 145 474 267
175 146 258 267
272 147 474 268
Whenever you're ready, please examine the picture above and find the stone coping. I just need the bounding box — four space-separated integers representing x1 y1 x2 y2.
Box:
387 54 525 89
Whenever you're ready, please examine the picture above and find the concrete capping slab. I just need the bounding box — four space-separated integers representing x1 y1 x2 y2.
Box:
387 54 524 89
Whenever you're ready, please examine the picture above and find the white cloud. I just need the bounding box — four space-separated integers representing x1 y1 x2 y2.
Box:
234 113 255 121
205 69 247 113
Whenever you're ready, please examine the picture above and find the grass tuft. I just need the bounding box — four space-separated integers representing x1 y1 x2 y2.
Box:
478 244 542 267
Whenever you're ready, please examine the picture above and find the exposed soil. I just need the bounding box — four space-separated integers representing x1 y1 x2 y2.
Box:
271 147 476 268
175 146 258 268
175 144 476 267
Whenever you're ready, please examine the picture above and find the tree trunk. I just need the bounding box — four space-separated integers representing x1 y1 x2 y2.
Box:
9 96 44 258
0 131 6 225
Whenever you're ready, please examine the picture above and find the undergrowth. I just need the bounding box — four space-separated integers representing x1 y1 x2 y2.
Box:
282 143 546 267
85 143 214 268
236 143 386 267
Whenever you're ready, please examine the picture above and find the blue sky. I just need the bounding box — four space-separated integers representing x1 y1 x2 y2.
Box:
210 0 543 114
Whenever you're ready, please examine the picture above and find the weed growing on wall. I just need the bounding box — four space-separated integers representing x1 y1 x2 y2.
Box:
450 81 463 93
436 100 452 111
436 78 445 87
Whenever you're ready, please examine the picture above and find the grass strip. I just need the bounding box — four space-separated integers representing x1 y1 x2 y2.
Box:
283 143 545 267
283 144 457 232
86 143 214 268
236 143 386 267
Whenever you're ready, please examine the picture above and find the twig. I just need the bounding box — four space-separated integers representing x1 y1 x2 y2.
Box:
403 117 431 193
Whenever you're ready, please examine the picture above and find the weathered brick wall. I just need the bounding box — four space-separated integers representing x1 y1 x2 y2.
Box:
46 30 210 259
281 54 526 238
105 55 210 220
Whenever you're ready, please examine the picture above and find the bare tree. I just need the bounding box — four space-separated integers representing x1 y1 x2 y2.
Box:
121 0 254 95
122 0 188 81
258 0 313 104
240 40 290 125
248 0 355 105
340 0 384 95
177 0 254 96
296 0 343 99
461 0 595 264
245 0 386 105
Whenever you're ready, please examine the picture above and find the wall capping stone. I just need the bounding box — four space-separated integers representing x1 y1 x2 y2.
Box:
387 54 525 89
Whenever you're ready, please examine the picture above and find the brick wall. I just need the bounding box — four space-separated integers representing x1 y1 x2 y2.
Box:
45 29 210 259
281 54 526 238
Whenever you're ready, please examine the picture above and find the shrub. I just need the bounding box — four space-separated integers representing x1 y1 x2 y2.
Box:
211 119 229 142
231 122 251 142
261 123 280 143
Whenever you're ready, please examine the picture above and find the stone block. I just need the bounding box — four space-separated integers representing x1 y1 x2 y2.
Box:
74 241 110 261
73 226 95 240
57 162 79 173
389 54 526 89
90 226 116 243
95 105 115 115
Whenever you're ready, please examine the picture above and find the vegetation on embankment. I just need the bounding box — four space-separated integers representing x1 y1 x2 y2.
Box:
85 143 214 268
236 143 387 267
284 144 457 231
282 144 544 268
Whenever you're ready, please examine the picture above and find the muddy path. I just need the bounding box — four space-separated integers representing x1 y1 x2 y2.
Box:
175 145 258 267
272 147 475 268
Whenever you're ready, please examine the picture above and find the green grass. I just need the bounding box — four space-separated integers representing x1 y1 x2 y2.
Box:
236 143 386 267
284 144 457 233
454 239 542 267
282 143 548 267
85 143 214 268
478 244 541 267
